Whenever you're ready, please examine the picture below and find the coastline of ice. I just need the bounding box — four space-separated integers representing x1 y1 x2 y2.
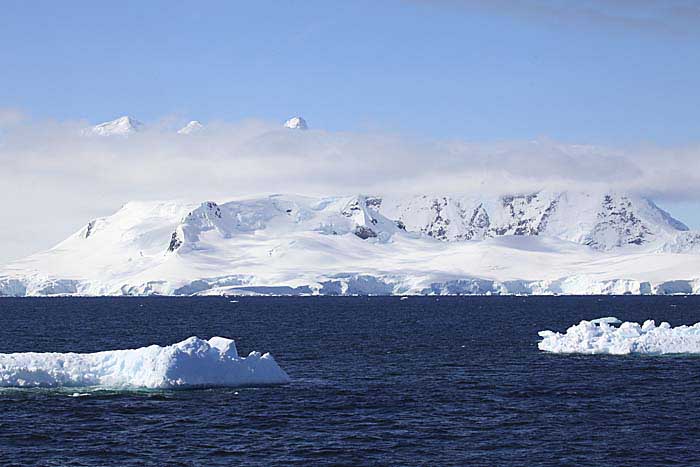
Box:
538 318 700 355
0 336 290 388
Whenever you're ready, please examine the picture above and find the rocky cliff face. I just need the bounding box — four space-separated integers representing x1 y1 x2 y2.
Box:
376 191 690 251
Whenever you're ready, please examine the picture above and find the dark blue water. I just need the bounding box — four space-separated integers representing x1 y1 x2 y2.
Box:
1 296 699 466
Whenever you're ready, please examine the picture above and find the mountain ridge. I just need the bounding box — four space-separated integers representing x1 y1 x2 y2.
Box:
3 191 700 296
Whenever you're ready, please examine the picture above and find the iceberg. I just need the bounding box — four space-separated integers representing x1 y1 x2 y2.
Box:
0 336 290 389
538 318 700 355
589 316 622 325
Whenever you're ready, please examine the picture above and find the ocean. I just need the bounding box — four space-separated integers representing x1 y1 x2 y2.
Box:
1 296 699 466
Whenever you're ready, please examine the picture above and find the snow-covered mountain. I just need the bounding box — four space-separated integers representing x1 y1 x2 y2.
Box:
89 116 144 136
3 191 700 297
379 191 690 251
283 116 308 130
177 120 203 135
86 115 304 136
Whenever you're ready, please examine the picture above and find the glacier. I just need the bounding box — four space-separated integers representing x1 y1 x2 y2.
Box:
3 191 700 296
0 336 290 389
538 318 700 355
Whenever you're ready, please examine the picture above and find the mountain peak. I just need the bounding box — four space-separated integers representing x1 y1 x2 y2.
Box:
283 116 308 130
90 116 144 136
177 120 203 135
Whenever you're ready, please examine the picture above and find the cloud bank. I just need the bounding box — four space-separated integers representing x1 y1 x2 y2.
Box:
2 112 700 262
410 0 700 37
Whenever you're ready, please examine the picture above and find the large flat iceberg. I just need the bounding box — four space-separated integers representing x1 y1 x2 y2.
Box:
538 318 700 355
0 336 290 389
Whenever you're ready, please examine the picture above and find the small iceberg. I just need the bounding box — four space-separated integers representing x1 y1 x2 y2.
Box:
0 336 290 389
589 317 622 325
538 318 700 355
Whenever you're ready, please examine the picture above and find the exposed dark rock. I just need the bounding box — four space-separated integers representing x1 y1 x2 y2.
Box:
354 225 377 239
465 203 490 239
536 198 559 233
84 220 96 239
365 197 382 209
342 199 362 217
204 202 222 219
496 193 544 236
167 231 182 252
424 198 452 240
586 195 652 249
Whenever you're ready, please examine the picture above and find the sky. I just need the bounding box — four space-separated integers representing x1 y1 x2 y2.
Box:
1 0 700 262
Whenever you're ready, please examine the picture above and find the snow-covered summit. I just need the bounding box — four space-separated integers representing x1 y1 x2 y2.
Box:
284 116 308 130
89 116 144 136
84 115 313 136
178 120 203 135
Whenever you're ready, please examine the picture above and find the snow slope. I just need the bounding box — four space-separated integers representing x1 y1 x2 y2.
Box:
2 192 700 296
178 120 203 134
0 336 289 388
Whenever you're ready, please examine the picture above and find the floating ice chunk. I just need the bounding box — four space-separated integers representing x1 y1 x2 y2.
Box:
590 317 622 325
538 318 700 355
0 337 290 389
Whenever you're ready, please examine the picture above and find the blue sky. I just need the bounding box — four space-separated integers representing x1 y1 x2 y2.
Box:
1 0 700 262
2 0 699 145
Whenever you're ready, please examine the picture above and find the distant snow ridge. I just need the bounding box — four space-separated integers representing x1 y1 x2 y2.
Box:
89 116 144 136
178 120 203 135
538 318 700 355
284 116 308 130
0 337 290 388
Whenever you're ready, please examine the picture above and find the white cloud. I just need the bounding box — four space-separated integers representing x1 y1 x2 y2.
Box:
1 113 700 262
0 108 25 127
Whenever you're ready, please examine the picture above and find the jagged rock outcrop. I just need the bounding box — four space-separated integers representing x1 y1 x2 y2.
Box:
376 191 690 251
167 232 182 252
84 220 96 239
